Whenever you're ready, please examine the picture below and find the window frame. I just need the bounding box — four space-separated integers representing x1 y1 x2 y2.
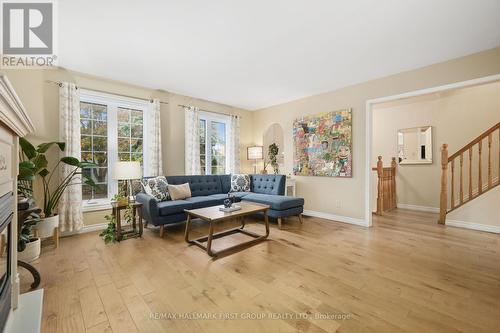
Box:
79 89 150 209
199 111 230 175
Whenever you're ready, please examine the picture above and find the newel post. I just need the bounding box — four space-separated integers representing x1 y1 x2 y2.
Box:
439 144 448 224
391 157 397 208
376 156 383 215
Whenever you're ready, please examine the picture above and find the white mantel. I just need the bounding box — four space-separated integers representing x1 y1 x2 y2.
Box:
0 75 35 320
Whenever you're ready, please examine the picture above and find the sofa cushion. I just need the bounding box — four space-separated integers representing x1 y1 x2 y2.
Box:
250 175 285 195
185 196 222 209
168 183 191 200
220 175 232 193
231 192 251 199
143 176 169 201
209 193 248 205
166 175 222 196
243 193 304 210
231 174 251 192
157 200 192 216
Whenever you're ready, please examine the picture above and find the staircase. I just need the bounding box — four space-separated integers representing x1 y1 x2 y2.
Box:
439 122 500 224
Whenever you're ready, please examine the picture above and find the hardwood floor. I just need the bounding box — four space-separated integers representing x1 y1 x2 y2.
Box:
20 209 500 333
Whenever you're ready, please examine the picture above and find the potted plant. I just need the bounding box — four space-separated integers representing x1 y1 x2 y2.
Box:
18 137 97 239
261 159 269 174
111 193 128 207
268 143 280 174
99 197 133 244
17 210 41 262
100 214 118 244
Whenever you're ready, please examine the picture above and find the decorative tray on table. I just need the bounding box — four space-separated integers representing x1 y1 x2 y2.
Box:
219 204 242 213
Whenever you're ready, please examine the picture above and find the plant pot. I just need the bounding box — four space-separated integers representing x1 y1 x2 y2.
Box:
116 198 128 206
260 169 268 174
18 238 41 262
35 214 59 238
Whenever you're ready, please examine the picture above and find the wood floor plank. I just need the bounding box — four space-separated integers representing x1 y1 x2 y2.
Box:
85 321 113 333
79 284 108 329
97 283 139 333
19 209 500 333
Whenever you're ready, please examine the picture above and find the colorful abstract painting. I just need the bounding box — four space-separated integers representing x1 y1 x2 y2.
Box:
293 109 352 177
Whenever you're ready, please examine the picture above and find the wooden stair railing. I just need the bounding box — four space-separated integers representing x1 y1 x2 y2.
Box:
439 122 500 224
372 156 397 215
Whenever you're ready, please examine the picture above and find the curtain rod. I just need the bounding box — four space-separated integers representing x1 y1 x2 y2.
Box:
46 80 169 105
178 104 241 118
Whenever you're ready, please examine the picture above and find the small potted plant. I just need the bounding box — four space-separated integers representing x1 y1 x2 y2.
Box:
18 138 97 239
100 196 134 244
261 159 269 174
268 143 280 174
99 214 117 244
111 193 128 207
17 210 41 262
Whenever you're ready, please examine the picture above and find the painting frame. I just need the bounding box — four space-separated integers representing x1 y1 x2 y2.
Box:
293 108 352 178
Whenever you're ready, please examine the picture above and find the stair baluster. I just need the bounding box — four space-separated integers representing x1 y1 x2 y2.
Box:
439 122 500 224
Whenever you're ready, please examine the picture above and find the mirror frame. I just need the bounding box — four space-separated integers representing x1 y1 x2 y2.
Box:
397 126 433 165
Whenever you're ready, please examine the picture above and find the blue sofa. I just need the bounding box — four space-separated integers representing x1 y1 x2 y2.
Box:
136 174 304 236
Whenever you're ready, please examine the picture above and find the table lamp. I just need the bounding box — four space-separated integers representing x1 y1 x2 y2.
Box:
113 161 142 202
247 146 263 174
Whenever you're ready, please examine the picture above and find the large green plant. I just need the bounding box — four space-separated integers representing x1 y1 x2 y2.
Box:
18 137 97 217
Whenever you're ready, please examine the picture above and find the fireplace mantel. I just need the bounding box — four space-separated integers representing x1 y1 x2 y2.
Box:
0 75 35 328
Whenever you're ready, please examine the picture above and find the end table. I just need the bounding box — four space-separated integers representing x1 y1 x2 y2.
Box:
111 202 143 241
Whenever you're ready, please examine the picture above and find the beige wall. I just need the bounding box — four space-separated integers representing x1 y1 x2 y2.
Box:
372 81 500 210
0 68 255 226
447 187 500 227
252 47 500 220
3 46 500 227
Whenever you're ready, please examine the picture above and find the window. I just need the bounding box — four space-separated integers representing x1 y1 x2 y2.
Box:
199 113 229 175
80 102 108 200
79 90 149 206
199 119 206 174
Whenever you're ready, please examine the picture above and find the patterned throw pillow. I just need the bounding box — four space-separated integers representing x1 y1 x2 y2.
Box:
130 180 144 196
142 176 170 201
230 174 250 192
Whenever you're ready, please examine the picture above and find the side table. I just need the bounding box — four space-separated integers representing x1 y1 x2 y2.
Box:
111 202 143 241
286 178 296 197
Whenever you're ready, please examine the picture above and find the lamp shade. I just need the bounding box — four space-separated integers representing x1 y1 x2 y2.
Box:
113 161 142 180
247 146 263 160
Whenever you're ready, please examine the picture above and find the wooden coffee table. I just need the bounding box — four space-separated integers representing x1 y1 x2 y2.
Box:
184 201 270 257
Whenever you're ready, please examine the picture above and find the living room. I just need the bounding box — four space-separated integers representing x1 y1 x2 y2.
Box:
1 1 500 333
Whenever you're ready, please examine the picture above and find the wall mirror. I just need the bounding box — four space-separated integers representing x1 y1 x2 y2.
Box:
397 126 433 164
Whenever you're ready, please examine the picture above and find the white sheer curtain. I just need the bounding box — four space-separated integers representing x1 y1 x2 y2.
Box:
147 98 163 176
59 82 83 232
228 115 240 174
184 106 201 175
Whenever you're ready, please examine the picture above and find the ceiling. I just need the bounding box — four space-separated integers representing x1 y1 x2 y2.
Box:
58 0 500 110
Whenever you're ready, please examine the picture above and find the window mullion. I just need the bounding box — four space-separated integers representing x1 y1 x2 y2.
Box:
108 103 118 196
206 119 212 175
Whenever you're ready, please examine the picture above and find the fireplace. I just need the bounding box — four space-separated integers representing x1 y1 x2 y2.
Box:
0 75 35 331
0 192 13 333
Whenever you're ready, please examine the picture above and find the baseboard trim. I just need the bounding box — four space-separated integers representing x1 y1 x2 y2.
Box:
302 210 368 227
446 219 500 234
61 222 107 237
396 203 440 213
